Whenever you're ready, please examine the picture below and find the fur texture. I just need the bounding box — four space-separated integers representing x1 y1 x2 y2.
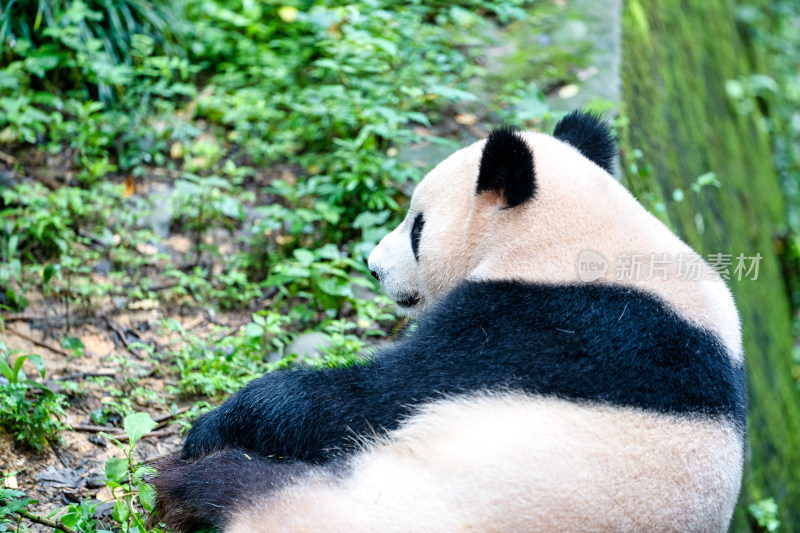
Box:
476 127 536 207
410 213 424 262
553 110 616 173
153 450 331 531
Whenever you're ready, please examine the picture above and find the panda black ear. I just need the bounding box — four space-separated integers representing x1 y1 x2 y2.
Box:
553 110 616 173
476 128 536 208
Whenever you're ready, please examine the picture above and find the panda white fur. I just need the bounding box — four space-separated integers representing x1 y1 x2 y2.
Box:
154 111 745 532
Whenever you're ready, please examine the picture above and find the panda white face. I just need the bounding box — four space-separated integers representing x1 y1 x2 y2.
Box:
365 208 425 313
367 142 479 315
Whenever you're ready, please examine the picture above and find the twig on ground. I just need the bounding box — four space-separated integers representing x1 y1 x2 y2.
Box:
141 280 180 292
152 406 191 424
3 326 71 357
183 316 206 332
0 313 51 322
104 317 143 359
53 370 117 381
0 151 17 165
74 406 189 436
114 407 190 441
76 229 110 251
107 280 180 297
51 441 71 468
116 426 178 442
14 509 77 533
73 423 120 433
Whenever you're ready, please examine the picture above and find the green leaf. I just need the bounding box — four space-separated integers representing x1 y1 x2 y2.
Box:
43 263 58 284
0 357 12 381
691 172 721 193
315 244 341 261
11 355 27 382
243 322 264 338
112 499 130 523
138 482 157 511
123 412 157 445
696 171 719 187
61 337 85 352
24 353 45 379
6 234 17 258
24 55 59 78
353 210 390 230
317 279 353 298
105 457 128 484
293 248 315 266
0 495 34 514
59 510 79 529
428 84 479 102
405 111 431 127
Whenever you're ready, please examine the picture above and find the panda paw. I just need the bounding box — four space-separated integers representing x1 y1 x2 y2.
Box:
181 411 227 459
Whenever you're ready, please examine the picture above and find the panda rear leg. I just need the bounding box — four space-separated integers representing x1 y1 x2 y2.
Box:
153 449 322 532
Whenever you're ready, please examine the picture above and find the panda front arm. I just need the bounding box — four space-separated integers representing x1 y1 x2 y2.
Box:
181 363 376 461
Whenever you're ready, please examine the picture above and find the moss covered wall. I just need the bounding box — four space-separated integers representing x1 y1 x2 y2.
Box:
620 1 800 530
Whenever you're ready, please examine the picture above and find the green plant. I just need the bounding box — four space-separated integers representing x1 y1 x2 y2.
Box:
171 173 246 246
61 336 85 357
267 244 375 316
1 0 187 101
0 342 68 450
0 229 28 311
167 313 292 398
750 498 781 532
0 183 73 260
55 412 164 532
0 488 34 532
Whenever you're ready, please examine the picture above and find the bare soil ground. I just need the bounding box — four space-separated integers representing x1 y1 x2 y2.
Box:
0 287 250 525
0 151 278 526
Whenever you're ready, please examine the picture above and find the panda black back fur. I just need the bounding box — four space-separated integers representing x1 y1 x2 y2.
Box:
155 112 745 533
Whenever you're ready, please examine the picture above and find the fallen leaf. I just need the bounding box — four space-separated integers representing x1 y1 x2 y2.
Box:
558 84 580 99
129 299 159 310
455 113 478 125
170 142 183 159
124 176 135 198
135 243 159 256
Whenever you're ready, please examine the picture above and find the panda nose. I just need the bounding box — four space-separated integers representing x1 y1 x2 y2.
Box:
370 269 381 282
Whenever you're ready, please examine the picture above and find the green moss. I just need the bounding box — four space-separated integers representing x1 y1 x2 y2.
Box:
620 1 800 530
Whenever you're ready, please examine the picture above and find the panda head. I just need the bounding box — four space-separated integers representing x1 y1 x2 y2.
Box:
367 111 741 357
368 111 617 315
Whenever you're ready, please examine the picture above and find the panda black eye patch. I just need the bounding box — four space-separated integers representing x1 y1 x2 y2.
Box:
411 213 424 261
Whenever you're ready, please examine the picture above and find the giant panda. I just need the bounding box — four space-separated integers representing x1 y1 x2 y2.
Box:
154 111 745 532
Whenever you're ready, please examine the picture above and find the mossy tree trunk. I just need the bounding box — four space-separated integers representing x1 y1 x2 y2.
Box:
620 1 800 530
